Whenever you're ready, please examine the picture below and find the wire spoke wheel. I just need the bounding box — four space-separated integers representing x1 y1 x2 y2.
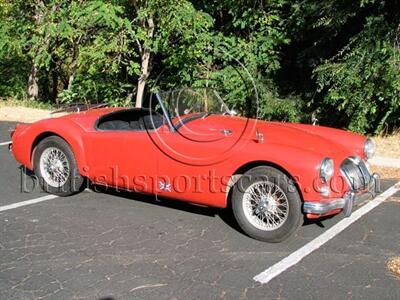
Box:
34 136 84 196
232 166 302 242
39 147 70 187
242 181 289 231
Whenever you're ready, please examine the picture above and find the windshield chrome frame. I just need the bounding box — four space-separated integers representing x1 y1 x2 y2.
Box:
156 93 176 132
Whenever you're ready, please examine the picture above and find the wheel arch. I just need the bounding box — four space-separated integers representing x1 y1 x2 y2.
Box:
30 131 88 176
226 160 304 206
31 131 61 158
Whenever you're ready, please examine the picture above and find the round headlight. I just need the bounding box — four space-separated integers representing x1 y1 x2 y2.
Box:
364 138 375 159
320 158 334 182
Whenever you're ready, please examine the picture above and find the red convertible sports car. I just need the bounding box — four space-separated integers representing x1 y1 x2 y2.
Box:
10 89 379 242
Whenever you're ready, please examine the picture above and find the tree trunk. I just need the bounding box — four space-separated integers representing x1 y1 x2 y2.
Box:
52 73 59 103
135 17 154 108
136 49 150 108
27 0 46 101
28 63 39 100
50 58 59 103
68 74 75 90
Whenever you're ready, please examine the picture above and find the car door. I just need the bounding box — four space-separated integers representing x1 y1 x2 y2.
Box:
85 129 159 194
155 116 240 207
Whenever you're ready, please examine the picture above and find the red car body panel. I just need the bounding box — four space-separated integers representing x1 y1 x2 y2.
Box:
11 107 368 213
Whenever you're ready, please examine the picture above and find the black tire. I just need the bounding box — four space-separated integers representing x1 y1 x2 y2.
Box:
231 166 303 242
33 136 85 196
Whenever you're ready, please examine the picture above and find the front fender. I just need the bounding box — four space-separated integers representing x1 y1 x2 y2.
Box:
226 141 330 202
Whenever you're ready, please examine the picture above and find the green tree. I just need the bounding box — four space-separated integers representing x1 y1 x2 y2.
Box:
1 0 398 134
30 0 130 103
127 0 213 107
280 0 400 133
0 1 33 99
183 0 296 120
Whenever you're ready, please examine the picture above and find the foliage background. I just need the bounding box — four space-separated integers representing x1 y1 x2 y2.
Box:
0 0 399 134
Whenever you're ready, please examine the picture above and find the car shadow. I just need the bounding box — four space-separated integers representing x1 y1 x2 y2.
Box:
20 165 35 176
92 183 220 218
302 215 336 228
91 183 246 235
92 183 340 234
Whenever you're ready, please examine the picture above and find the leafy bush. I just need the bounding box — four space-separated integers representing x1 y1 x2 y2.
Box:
314 16 400 134
0 57 29 99
259 96 302 123
58 74 133 107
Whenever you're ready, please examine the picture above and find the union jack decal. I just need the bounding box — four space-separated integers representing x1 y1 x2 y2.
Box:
159 181 171 192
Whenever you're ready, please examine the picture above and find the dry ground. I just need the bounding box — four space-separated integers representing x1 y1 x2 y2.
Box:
375 133 400 159
370 165 400 180
387 257 400 278
371 132 399 179
0 104 50 123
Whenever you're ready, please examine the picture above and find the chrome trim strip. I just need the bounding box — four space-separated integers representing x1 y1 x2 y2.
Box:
303 198 346 215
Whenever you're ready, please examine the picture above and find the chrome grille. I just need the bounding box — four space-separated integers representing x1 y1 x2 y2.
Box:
340 157 371 191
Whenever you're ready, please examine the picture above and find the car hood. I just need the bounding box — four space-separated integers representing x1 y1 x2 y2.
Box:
260 122 365 156
183 115 366 158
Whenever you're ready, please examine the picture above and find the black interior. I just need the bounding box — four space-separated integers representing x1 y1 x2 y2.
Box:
96 108 165 131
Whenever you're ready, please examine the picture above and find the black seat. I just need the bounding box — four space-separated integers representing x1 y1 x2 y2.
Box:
140 114 164 130
98 120 131 130
97 108 164 131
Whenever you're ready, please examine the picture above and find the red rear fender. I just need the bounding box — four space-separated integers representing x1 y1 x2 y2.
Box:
12 119 88 176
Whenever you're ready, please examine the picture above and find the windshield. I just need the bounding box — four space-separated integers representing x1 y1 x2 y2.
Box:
158 88 233 122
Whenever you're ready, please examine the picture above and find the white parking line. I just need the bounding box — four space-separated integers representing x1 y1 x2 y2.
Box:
0 195 59 213
0 141 11 146
253 182 400 284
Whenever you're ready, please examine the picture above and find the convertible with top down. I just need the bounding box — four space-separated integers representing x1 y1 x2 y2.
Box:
9 89 380 242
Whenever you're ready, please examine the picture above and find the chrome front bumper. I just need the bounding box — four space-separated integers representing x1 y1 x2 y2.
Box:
303 173 380 217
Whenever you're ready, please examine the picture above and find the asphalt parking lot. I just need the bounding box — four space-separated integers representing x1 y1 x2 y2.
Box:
1 121 399 300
